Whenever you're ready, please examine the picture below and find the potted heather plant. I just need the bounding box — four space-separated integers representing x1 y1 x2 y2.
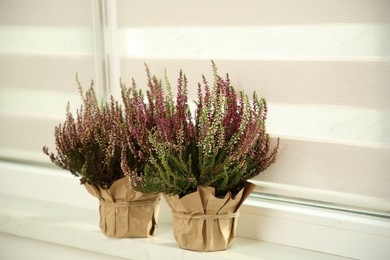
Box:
43 77 160 238
126 63 279 251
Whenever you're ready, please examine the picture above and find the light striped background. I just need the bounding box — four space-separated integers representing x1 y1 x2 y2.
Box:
0 0 389 208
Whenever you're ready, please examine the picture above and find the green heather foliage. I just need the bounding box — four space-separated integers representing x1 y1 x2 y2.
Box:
43 77 125 189
127 62 280 197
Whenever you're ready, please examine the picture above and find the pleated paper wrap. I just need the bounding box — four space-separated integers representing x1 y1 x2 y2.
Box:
84 177 160 238
164 182 256 251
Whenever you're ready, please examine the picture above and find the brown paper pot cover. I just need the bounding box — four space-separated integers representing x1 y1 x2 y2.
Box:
84 177 160 238
164 182 256 252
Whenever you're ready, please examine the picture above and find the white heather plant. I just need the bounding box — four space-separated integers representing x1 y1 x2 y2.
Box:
124 62 280 197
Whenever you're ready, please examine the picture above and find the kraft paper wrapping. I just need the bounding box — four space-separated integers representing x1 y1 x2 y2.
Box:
164 182 256 251
84 177 160 238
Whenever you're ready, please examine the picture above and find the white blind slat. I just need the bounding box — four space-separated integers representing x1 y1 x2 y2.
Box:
117 0 390 27
0 26 95 54
0 55 96 91
118 24 390 59
0 113 59 162
256 138 390 200
0 0 92 26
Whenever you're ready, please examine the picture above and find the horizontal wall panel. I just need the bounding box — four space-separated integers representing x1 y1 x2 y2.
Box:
267 104 390 145
0 26 95 54
0 0 93 26
120 58 390 110
0 54 97 91
0 88 83 118
117 0 390 27
118 24 390 59
0 112 59 163
256 137 390 200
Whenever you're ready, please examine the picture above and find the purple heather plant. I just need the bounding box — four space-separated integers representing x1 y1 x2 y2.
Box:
43 77 126 189
130 62 280 197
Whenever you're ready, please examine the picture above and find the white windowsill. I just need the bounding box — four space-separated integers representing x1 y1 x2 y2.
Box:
0 193 350 260
0 161 389 259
